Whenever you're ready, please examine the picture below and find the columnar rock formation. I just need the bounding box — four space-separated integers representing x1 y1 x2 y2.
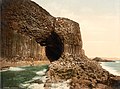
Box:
1 0 120 89
1 0 55 61
1 0 84 62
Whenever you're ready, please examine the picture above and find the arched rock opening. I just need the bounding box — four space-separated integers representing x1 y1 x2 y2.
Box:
39 32 64 62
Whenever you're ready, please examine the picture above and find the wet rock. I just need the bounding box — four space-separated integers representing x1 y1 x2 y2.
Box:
109 76 120 89
95 83 112 89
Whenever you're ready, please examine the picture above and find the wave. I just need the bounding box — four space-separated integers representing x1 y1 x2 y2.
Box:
8 67 25 71
20 68 70 89
21 79 70 89
100 62 120 76
115 61 120 63
28 83 44 89
20 69 48 89
51 80 70 89
36 69 47 76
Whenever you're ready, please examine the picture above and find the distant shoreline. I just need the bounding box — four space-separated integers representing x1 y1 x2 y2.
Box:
90 57 120 60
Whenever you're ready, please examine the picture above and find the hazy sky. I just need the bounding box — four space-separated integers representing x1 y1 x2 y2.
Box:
32 0 120 58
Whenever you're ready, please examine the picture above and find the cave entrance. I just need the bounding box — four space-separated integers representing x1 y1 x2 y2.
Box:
40 32 64 62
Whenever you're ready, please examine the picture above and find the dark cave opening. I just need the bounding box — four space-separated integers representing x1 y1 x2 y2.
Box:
45 32 64 62
40 32 64 62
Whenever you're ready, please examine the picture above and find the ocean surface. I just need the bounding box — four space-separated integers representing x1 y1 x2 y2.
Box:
1 64 70 89
1 60 120 89
100 60 120 76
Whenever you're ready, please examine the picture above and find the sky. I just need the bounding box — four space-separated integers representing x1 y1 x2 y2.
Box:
32 0 120 58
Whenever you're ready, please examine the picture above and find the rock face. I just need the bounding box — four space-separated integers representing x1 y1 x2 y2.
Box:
1 0 120 89
1 0 83 62
1 0 54 62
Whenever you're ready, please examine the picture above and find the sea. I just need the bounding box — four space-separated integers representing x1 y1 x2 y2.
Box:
100 60 120 76
1 60 120 89
0 64 70 89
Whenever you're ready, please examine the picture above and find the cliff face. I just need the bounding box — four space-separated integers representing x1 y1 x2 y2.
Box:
1 0 83 62
1 0 54 61
1 0 120 89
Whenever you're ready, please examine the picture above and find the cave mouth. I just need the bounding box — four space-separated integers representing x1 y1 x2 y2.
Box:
40 32 64 62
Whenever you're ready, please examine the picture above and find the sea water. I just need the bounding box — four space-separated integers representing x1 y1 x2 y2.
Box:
1 65 49 89
100 60 120 76
1 64 70 89
1 61 120 89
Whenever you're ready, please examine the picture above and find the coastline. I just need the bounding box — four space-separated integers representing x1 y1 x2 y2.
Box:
100 62 120 76
1 60 120 89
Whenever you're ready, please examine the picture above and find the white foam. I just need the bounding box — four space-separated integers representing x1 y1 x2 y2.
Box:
51 80 70 89
20 76 70 89
28 83 44 89
36 69 47 76
19 83 30 88
8 67 25 71
24 76 42 84
115 61 120 63
32 76 42 80
31 76 48 83
0 69 8 72
21 75 48 89
20 77 70 89
19 68 70 89
100 62 120 76
40 76 49 83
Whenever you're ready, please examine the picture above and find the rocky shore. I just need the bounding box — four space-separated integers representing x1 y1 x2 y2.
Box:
45 54 120 89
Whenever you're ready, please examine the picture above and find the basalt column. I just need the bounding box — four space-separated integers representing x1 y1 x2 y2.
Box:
1 0 55 61
54 18 83 57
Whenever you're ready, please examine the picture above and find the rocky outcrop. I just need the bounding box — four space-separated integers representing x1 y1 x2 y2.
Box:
92 57 115 62
1 0 120 89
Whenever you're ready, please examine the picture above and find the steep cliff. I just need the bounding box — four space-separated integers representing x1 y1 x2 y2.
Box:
1 0 120 89
1 0 83 62
1 0 54 61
